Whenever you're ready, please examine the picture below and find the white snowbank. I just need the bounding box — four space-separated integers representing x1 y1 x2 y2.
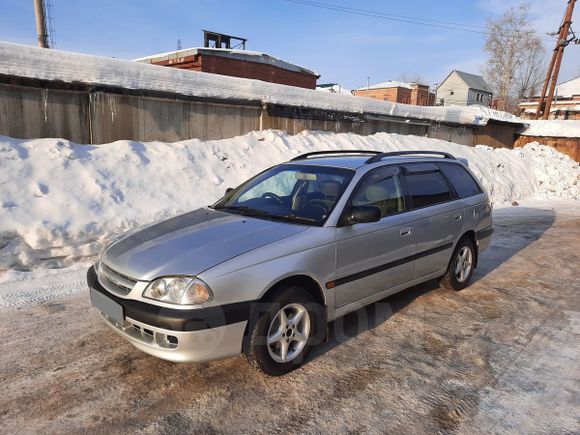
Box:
521 120 580 138
0 130 578 273
0 41 520 127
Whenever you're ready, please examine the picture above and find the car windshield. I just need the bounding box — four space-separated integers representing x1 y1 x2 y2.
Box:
213 164 354 226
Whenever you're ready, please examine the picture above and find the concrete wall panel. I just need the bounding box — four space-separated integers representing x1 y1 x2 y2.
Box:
0 83 89 143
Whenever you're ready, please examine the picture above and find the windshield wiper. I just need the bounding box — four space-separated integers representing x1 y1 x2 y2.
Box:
213 205 270 216
214 206 320 225
277 214 320 225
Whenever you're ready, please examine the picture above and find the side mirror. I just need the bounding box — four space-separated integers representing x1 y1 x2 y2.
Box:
225 187 234 195
349 205 381 224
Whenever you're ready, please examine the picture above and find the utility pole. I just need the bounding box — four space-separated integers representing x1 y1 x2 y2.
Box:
33 0 49 48
535 0 576 119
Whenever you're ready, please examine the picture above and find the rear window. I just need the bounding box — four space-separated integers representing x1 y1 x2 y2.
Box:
404 170 452 208
436 162 482 198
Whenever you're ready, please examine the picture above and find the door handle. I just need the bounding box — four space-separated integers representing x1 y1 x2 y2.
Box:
400 228 412 236
454 215 463 221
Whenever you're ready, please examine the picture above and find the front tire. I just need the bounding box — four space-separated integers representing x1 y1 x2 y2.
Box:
440 237 476 291
244 286 324 376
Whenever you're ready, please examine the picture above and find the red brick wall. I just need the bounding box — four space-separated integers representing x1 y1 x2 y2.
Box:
353 88 410 103
353 86 433 106
149 54 317 89
410 86 435 106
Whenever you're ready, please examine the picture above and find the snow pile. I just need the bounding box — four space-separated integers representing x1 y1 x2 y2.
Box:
521 120 580 138
0 130 578 272
0 41 521 127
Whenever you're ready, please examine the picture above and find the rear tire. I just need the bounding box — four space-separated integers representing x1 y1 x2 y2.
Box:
244 286 324 376
440 237 476 291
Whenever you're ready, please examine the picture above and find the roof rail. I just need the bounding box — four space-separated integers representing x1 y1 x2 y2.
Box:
291 150 382 161
365 150 456 164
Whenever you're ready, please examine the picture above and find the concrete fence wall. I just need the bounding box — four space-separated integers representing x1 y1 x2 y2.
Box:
0 83 90 143
0 79 520 149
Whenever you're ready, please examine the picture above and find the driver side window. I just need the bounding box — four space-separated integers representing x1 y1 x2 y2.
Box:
352 170 405 218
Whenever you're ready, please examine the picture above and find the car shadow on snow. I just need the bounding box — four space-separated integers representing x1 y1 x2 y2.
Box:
308 206 556 362
309 279 440 362
470 206 556 283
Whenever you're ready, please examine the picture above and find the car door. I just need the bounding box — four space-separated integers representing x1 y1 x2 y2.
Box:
399 163 465 279
333 166 416 308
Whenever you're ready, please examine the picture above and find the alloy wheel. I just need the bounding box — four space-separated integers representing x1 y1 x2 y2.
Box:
455 246 473 283
267 303 311 363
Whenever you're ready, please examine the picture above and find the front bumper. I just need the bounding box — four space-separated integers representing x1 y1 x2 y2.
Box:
87 266 248 362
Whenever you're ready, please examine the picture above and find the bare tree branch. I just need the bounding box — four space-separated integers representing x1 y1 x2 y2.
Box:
483 2 545 112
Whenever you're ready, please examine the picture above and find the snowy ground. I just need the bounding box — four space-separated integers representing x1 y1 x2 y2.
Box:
0 201 578 434
1 130 578 274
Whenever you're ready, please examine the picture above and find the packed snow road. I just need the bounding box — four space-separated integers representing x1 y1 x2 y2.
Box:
0 201 579 434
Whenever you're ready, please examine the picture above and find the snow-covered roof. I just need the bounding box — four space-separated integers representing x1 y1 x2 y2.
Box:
316 83 352 95
442 70 493 93
0 42 523 127
355 80 424 91
554 76 580 98
521 120 580 138
134 47 320 77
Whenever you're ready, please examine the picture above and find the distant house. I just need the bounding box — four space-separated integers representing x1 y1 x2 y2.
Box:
518 76 580 120
316 83 352 95
352 80 435 106
134 47 320 89
436 70 492 107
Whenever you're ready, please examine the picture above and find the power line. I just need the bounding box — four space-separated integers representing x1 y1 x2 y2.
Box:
282 0 555 38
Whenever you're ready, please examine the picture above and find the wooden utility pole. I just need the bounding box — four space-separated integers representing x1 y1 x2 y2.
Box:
33 0 49 48
535 0 576 119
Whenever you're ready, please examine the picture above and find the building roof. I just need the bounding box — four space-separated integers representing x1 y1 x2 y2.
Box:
316 83 352 95
552 76 580 98
355 80 426 91
134 47 320 78
441 70 493 93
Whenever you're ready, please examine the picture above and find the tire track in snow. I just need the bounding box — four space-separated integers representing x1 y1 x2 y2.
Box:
0 280 86 308
0 263 90 309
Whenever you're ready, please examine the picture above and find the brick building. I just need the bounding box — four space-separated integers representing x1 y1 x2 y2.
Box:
352 80 435 106
134 47 319 89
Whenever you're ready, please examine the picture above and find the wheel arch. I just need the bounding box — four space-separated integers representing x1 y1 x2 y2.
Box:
242 274 327 355
260 274 326 306
457 229 478 268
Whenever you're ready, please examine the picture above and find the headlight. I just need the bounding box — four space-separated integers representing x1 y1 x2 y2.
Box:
142 276 214 305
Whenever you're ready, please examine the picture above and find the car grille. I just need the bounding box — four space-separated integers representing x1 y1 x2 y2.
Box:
97 261 137 296
102 313 178 349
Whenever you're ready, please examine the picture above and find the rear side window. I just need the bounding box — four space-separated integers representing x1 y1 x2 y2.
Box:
404 170 452 208
437 162 482 198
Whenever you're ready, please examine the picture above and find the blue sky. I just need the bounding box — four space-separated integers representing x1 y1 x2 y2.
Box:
1 0 578 90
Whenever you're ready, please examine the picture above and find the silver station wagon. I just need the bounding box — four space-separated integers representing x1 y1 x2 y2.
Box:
88 150 493 375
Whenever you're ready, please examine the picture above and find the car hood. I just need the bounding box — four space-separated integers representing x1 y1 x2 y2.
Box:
101 208 308 281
